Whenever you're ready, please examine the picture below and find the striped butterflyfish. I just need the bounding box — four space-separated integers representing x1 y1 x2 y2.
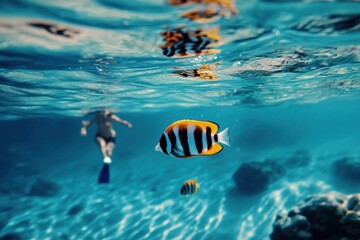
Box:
180 179 200 197
155 120 230 158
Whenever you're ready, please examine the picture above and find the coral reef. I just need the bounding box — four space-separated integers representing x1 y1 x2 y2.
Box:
270 192 360 240
332 157 360 182
28 178 60 197
232 159 285 194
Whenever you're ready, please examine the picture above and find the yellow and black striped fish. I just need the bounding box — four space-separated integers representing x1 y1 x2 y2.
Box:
155 120 230 157
173 64 217 80
160 27 220 57
180 179 200 197
181 9 222 23
168 0 238 15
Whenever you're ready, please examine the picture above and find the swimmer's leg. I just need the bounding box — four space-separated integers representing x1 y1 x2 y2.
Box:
96 136 109 160
106 142 115 157
96 136 110 183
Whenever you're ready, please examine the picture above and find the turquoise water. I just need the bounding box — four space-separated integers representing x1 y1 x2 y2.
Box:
1 0 360 239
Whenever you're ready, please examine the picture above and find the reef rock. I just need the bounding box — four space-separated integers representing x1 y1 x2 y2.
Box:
0 233 21 240
67 203 84 216
233 159 285 195
270 192 360 240
28 178 60 197
332 157 360 182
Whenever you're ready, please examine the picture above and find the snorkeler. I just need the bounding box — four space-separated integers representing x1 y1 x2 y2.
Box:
81 109 132 163
81 109 132 183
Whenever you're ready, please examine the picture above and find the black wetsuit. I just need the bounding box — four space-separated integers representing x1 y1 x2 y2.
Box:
95 133 116 144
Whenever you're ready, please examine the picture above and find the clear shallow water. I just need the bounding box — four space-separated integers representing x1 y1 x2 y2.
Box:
0 101 360 240
0 0 360 240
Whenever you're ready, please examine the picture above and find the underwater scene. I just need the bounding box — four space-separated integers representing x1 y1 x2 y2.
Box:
1 0 360 239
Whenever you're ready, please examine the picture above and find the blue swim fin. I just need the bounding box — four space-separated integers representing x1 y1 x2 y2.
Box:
98 163 110 184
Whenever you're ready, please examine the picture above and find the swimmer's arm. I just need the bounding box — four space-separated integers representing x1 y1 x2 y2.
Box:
81 117 95 136
112 115 132 128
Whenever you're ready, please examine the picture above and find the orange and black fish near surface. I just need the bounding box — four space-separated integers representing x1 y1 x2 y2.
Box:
155 120 230 157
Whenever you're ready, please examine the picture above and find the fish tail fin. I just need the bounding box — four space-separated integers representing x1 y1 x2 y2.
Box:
217 127 230 146
155 143 161 152
98 163 110 184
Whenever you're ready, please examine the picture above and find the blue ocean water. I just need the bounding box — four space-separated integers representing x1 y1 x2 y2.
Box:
0 0 360 239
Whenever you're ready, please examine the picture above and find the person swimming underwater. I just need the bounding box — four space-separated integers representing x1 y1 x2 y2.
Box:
81 109 132 164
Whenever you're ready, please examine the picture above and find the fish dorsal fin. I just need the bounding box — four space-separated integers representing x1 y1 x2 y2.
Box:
198 143 223 156
167 120 219 134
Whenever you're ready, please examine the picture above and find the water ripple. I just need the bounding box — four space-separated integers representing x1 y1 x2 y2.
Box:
0 0 360 118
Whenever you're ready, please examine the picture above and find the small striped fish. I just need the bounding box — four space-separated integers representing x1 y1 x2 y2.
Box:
180 180 200 197
155 120 230 157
